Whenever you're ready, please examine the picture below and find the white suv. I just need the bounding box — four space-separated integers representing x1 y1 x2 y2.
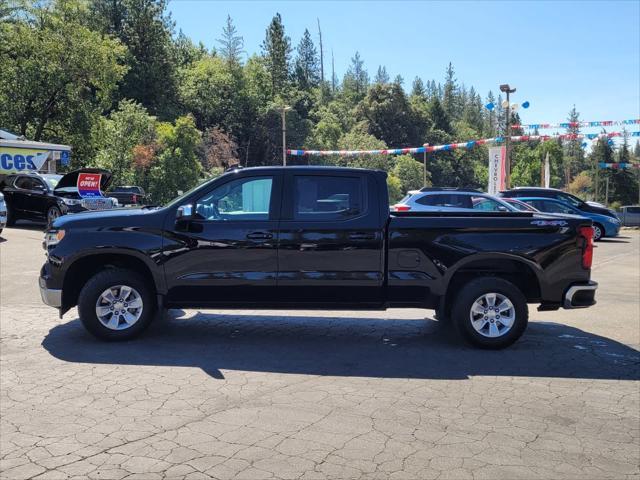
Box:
391 188 515 212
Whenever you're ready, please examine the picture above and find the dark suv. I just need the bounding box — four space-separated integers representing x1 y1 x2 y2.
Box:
0 169 116 227
498 188 618 219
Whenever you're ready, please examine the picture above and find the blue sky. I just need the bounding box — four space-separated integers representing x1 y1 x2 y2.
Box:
168 0 640 142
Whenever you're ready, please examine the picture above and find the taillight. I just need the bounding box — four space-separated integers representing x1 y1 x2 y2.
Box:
393 204 411 212
579 226 594 269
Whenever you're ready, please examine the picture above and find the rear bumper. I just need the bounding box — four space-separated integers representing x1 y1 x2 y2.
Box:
39 276 62 308
563 281 598 309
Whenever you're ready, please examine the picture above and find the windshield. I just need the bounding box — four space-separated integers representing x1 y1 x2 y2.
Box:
162 178 215 208
41 174 62 189
558 192 583 207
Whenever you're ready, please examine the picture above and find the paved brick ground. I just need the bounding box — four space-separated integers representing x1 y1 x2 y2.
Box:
1 227 638 479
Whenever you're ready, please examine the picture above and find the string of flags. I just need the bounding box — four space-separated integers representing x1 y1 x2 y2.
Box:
598 163 640 170
287 131 640 157
512 119 640 130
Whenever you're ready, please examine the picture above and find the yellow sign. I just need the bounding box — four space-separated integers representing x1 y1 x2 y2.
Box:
0 147 51 174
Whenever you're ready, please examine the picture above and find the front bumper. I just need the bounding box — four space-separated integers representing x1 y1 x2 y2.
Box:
39 276 62 308
563 281 598 309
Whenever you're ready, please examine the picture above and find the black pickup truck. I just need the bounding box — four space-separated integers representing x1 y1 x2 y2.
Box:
39 166 597 348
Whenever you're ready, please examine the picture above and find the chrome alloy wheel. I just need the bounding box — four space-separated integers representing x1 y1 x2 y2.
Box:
95 285 144 330
469 292 515 338
47 207 60 224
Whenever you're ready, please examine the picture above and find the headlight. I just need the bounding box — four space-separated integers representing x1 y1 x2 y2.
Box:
62 198 83 206
44 229 65 249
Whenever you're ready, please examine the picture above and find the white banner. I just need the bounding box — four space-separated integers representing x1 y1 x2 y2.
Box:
544 152 550 188
488 146 506 194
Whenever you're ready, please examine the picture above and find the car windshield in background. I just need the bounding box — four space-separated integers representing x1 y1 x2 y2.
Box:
41 175 62 189
113 186 141 193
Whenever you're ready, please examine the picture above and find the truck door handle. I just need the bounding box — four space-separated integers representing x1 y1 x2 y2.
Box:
349 232 375 240
246 231 273 240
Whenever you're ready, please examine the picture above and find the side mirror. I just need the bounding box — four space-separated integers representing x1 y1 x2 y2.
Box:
497 205 508 212
176 204 193 219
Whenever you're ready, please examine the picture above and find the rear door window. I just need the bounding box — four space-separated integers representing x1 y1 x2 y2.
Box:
416 193 472 209
293 175 365 220
471 195 506 211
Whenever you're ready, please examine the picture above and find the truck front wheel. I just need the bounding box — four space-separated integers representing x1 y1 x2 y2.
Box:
78 268 156 341
451 277 528 349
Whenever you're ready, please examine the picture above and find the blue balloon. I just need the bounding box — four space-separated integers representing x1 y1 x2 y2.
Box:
581 142 588 148
485 102 495 111
522 101 530 109
607 139 614 145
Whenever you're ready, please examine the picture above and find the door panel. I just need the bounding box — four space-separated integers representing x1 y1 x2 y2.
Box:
276 173 384 305
162 174 282 306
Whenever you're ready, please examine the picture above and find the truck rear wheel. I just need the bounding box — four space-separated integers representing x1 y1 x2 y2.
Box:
451 277 528 349
78 268 155 341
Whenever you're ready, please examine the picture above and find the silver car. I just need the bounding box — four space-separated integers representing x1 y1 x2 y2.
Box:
620 205 640 226
391 188 515 212
0 191 7 235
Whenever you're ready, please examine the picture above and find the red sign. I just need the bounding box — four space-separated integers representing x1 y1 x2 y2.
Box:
77 173 102 198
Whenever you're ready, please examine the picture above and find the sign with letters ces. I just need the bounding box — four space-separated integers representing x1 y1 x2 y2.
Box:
0 147 50 174
77 173 103 198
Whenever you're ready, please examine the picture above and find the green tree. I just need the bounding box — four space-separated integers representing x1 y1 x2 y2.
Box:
562 105 585 186
411 77 426 99
393 155 427 192
609 130 639 205
90 0 178 119
293 29 320 90
178 56 244 132
387 174 403 204
0 0 127 165
261 13 291 97
374 66 389 84
149 115 203 203
217 15 244 65
442 62 459 120
342 52 369 103
357 82 419 147
93 100 156 186
336 125 389 170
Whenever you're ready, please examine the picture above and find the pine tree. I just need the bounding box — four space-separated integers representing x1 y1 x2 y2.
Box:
374 66 389 84
316 18 324 83
443 62 459 119
293 29 320 90
411 77 426 99
633 140 640 159
342 51 369 102
217 15 244 65
562 105 585 187
261 13 291 96
609 130 640 204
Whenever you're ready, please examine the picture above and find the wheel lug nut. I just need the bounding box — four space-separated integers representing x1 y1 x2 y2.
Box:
484 316 488 320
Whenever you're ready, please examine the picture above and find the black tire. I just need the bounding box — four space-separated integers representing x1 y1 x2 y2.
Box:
451 276 528 349
593 223 604 241
78 268 156 341
46 206 62 228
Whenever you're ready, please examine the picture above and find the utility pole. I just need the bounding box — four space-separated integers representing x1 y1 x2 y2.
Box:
280 106 291 166
500 84 516 189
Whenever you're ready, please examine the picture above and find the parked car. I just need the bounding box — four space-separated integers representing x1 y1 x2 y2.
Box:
498 187 618 219
517 197 620 240
391 187 514 212
619 205 640 227
109 186 148 206
0 169 118 227
40 166 598 349
0 191 6 235
501 197 539 212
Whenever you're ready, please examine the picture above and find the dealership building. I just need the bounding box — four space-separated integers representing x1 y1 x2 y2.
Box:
0 129 71 175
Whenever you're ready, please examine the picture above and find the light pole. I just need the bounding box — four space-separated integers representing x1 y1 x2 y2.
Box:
500 84 516 189
280 106 292 166
423 144 429 187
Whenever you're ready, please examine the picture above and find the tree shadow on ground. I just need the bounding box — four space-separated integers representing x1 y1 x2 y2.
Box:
42 310 639 381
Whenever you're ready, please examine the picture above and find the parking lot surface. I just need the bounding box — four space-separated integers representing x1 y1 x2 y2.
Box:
1 226 639 480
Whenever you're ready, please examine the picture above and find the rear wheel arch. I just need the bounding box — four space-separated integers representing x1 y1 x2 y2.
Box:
442 256 542 318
